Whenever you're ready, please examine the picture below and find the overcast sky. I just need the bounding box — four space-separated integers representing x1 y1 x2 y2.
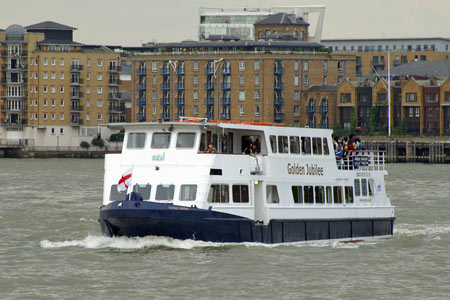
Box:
1 0 449 46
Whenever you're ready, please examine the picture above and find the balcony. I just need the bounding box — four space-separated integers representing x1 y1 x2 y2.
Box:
160 82 170 91
137 68 146 76
306 106 315 113
160 112 170 121
70 92 83 99
222 82 231 90
137 98 146 106
109 79 121 86
161 98 170 106
274 66 284 75
274 113 285 122
3 119 27 127
137 83 146 91
70 118 84 126
318 106 328 113
1 105 28 113
274 82 284 91
175 68 185 76
175 82 185 90
222 68 231 75
109 93 121 101
109 65 121 73
1 50 28 57
221 97 231 105
70 64 83 72
176 98 185 106
204 97 214 106
160 67 170 76
1 91 27 99
70 105 84 112
221 113 231 120
308 123 316 128
204 112 214 119
205 82 214 91
1 79 27 85
319 123 328 129
70 78 84 86
109 106 125 114
204 67 214 75
136 113 146 121
371 60 385 68
274 97 284 106
1 64 27 71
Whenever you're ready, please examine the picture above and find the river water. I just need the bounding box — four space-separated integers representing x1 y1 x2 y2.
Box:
0 159 449 300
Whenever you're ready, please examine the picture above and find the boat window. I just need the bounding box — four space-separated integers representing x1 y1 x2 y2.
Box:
301 137 311 154
326 186 332 204
333 186 343 204
266 185 280 203
345 186 354 204
133 184 151 200
292 186 303 203
278 136 289 153
232 185 249 203
242 135 261 154
303 186 314 203
312 137 322 155
176 133 196 148
323 138 330 155
289 136 300 154
361 179 368 196
368 179 376 196
315 186 325 204
199 133 206 152
179 184 197 201
152 133 171 149
269 135 277 153
109 184 127 201
207 184 229 203
155 184 175 200
354 179 361 197
127 132 146 149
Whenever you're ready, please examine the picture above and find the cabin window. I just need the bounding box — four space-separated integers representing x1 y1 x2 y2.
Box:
292 186 303 203
289 136 300 154
242 135 261 154
303 186 314 204
269 135 277 153
127 132 146 148
179 184 197 201
152 133 171 149
323 138 330 155
155 184 175 200
278 136 289 153
312 137 322 155
361 179 368 196
208 184 229 203
368 179 376 196
232 185 249 203
133 184 151 200
315 186 325 204
345 186 354 204
333 186 343 204
354 179 361 197
301 137 311 154
266 185 280 203
176 133 196 148
109 184 127 201
326 186 332 204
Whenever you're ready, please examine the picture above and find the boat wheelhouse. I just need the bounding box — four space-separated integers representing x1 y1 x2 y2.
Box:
99 118 394 243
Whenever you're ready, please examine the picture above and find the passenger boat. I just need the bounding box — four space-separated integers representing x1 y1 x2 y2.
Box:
99 118 395 243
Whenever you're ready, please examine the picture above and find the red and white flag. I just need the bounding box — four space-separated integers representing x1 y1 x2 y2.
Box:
117 168 132 192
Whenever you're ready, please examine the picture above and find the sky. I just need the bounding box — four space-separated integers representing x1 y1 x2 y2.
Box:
1 0 449 46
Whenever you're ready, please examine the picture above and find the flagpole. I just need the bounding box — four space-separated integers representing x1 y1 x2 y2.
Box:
388 51 391 137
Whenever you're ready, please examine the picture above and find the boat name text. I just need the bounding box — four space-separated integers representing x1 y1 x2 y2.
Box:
287 163 324 176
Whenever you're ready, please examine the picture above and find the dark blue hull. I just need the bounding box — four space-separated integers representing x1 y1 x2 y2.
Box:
99 201 395 243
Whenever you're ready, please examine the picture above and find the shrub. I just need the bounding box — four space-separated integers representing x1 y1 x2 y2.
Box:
80 141 90 149
109 132 124 142
91 137 105 148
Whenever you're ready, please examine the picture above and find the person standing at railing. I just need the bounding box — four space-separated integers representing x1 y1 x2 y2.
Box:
335 144 344 168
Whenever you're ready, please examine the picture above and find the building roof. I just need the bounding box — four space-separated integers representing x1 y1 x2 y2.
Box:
255 12 309 26
308 85 337 92
25 21 76 31
322 37 450 43
373 61 450 79
37 39 83 46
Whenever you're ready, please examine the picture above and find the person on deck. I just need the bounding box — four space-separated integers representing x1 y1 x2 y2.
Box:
205 143 217 153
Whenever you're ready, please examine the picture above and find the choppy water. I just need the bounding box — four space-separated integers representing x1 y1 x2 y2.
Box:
0 159 449 300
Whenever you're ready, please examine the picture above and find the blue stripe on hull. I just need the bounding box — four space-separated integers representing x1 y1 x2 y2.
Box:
99 201 395 243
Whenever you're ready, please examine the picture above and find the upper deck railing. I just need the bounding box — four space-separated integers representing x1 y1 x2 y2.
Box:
337 150 385 171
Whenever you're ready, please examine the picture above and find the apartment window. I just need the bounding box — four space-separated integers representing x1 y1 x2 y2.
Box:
193 90 199 101
253 90 260 101
425 93 437 102
293 105 300 116
303 75 309 87
337 61 344 72
59 58 64 66
337 76 343 84
60 72 64 80
60 100 64 107
254 60 260 71
51 59 56 66
239 91 245 101
152 76 157 86
97 74 102 81
97 87 102 94
152 91 157 101
340 93 351 103
97 100 102 107
193 75 199 86
96 114 102 121
239 105 245 116
34 87 38 93
303 61 309 72
97 60 103 67
50 86 55 94
323 75 328 85
87 73 90 81
254 105 260 117
409 107 414 117
43 113 48 120
86 59 90 67
239 75 244 87
294 91 300 102
51 72 56 80
59 86 64 94
43 58 48 65
294 76 299 87
239 61 246 71
43 72 48 80
323 61 328 72
445 92 450 101
406 93 417 102
294 60 299 72
152 105 157 116
193 61 199 72
193 105 199 116
86 114 90 121
254 75 260 86
86 87 90 94
51 113 56 120
415 107 420 117
43 86 48 93
34 73 38 79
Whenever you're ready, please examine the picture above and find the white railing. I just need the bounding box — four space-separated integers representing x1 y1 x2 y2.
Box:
337 150 385 171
